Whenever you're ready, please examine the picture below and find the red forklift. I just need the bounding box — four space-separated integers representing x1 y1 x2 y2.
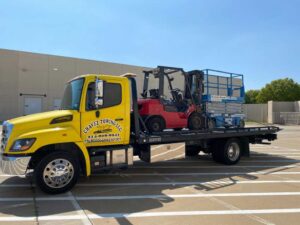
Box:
138 66 205 132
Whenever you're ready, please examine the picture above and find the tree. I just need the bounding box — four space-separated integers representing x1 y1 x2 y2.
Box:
245 89 260 103
256 78 300 103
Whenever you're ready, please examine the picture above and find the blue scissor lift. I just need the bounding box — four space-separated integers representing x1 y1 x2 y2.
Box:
202 69 245 128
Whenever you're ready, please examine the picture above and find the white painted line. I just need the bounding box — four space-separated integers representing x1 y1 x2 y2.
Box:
0 174 25 178
1 208 300 221
67 192 92 225
152 144 185 159
252 153 300 155
252 153 300 156
1 179 300 188
0 217 35 222
1 191 300 201
251 156 300 158
134 165 300 169
160 159 300 163
76 180 300 186
243 159 300 162
93 171 300 176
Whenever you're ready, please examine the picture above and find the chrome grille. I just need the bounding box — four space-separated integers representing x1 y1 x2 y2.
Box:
1 122 12 153
1 125 7 152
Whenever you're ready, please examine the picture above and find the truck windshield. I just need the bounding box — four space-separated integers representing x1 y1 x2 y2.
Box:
61 78 84 110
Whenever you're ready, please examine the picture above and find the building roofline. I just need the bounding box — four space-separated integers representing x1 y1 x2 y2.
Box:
0 48 150 69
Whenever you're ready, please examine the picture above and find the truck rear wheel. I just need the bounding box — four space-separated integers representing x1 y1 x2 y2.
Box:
35 151 79 194
212 138 241 165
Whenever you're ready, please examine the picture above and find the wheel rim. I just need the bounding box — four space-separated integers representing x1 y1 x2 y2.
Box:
43 158 74 189
227 143 240 161
152 122 160 131
192 116 201 128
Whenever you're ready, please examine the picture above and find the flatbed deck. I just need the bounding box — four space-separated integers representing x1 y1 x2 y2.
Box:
135 126 279 145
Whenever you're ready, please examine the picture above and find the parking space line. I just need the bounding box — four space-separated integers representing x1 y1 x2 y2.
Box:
252 152 300 155
67 192 93 225
1 208 300 221
0 166 300 178
2 179 300 188
92 171 300 176
1 191 300 201
252 155 300 157
76 180 300 186
161 159 300 163
134 165 300 169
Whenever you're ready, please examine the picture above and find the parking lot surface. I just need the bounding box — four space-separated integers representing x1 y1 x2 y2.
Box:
1 125 300 225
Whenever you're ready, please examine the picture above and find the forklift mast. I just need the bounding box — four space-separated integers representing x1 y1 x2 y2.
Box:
141 66 204 108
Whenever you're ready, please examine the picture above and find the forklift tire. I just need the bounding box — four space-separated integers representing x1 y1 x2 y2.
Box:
146 117 165 133
212 138 241 165
35 151 80 194
188 113 203 130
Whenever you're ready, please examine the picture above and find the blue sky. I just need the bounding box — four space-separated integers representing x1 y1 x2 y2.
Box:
1 0 299 90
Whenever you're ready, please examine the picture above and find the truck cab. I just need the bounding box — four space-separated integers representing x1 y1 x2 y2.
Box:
1 74 132 193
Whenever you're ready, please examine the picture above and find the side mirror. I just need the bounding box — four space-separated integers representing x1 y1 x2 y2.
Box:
95 78 104 107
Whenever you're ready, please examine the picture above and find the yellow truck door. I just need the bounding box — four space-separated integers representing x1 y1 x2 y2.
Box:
80 76 128 147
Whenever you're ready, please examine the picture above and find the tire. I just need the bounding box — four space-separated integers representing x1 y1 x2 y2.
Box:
212 138 242 165
35 151 80 194
188 113 203 130
146 117 165 132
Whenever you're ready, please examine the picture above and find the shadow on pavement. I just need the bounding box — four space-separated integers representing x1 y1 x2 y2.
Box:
0 152 299 224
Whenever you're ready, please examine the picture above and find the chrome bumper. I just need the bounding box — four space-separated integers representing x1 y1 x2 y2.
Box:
0 154 31 175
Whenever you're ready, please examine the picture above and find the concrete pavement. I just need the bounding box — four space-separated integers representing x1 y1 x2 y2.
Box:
0 125 300 225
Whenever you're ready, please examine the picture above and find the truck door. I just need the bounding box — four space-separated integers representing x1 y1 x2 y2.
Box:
81 77 126 147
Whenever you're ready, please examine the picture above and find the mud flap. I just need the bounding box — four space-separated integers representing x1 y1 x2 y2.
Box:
138 144 151 163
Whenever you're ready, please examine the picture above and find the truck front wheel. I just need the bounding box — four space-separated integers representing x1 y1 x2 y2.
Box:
35 151 80 194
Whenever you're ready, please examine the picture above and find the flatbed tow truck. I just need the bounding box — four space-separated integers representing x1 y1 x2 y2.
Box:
0 72 280 194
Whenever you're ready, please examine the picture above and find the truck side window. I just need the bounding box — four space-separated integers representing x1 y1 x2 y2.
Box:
86 82 122 110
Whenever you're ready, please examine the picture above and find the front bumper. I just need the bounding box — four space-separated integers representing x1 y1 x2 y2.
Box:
0 154 31 175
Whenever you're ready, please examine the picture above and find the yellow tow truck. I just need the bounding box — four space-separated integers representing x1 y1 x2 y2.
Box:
0 72 279 194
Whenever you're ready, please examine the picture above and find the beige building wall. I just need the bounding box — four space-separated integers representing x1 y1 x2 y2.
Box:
0 49 149 121
0 48 244 122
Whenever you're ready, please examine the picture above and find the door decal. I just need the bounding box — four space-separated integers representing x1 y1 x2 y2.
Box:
83 118 123 143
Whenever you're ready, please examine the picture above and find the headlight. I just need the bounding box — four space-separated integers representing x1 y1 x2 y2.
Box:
10 138 36 152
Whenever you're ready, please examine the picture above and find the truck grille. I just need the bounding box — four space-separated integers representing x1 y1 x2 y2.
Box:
1 126 7 152
1 123 12 153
